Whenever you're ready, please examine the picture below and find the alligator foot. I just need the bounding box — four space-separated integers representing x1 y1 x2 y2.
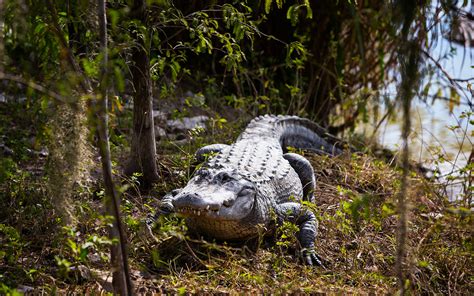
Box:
276 202 325 267
143 214 159 243
159 189 181 215
301 248 326 268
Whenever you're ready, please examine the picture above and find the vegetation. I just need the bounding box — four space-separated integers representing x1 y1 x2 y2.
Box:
0 0 472 294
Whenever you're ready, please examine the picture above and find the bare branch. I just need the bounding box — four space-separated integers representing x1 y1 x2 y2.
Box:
421 49 468 92
0 72 72 103
45 0 92 93
453 77 474 82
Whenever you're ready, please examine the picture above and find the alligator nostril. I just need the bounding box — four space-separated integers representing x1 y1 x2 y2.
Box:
223 198 235 207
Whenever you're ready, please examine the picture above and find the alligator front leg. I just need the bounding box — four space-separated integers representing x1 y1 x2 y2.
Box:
276 202 323 266
159 188 182 214
145 189 182 240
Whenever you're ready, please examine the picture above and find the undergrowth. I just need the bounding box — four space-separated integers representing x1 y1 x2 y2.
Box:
0 116 472 294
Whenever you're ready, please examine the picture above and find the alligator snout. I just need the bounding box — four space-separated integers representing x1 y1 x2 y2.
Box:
173 192 222 211
171 190 239 218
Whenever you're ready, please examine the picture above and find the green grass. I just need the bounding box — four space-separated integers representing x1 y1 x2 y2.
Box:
0 115 472 294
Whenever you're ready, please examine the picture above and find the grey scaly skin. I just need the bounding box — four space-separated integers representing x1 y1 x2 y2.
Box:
159 114 342 266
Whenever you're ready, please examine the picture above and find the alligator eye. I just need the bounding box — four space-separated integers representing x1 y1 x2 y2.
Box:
199 169 209 177
238 186 255 196
220 172 232 183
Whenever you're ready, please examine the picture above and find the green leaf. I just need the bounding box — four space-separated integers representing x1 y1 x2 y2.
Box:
305 0 313 19
40 97 49 112
417 260 429 268
287 5 297 25
265 0 272 14
276 0 283 9
449 87 460 113
177 287 187 296
108 9 120 28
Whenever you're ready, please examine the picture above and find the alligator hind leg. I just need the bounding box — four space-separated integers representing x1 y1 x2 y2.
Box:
283 153 316 202
195 144 229 163
276 202 323 266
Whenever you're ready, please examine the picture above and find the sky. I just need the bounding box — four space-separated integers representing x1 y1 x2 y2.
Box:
373 3 473 199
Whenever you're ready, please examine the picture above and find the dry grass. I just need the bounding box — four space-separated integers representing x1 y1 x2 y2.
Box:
122 152 471 294
1 146 472 295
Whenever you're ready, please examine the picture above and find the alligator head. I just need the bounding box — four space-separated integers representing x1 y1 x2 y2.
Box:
161 168 257 221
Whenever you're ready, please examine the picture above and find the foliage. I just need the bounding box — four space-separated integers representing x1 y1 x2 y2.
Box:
0 0 472 294
128 150 471 294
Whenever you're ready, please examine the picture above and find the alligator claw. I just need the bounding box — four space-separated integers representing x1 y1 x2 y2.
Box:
302 248 326 268
159 190 179 215
159 202 174 215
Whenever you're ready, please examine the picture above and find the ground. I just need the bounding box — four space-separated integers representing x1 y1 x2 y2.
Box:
0 105 472 294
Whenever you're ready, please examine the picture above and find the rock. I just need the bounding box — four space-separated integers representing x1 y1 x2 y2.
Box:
152 110 167 122
87 252 102 264
17 285 34 293
38 148 49 158
26 148 49 158
166 115 209 132
0 143 14 156
154 126 167 138
69 264 92 283
183 91 206 106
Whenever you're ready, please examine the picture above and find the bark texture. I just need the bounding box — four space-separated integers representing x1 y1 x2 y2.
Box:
126 0 159 187
98 0 133 293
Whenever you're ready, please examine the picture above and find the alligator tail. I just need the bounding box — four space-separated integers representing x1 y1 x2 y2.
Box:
240 114 344 155
276 116 344 155
237 115 345 155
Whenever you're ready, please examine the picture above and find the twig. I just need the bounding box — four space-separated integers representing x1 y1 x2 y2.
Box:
370 104 393 144
45 0 92 93
421 49 470 103
453 77 474 82
183 239 208 268
0 72 72 104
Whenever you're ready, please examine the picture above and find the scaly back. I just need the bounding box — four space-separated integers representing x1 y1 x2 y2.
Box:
238 114 342 155
204 115 341 183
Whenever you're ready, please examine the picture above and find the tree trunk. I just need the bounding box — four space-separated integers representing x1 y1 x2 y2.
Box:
126 0 159 187
0 0 4 73
394 3 424 293
98 0 133 294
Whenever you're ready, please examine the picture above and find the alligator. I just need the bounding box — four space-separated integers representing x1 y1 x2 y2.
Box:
159 114 343 266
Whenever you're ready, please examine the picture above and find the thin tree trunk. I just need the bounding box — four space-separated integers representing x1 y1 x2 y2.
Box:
395 76 411 295
97 0 133 294
394 4 423 292
0 0 4 73
126 0 159 187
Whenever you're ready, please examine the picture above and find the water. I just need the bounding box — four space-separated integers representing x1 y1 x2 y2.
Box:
372 28 473 201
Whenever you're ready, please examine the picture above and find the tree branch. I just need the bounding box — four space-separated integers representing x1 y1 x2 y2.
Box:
45 0 92 93
421 49 464 90
0 72 72 104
